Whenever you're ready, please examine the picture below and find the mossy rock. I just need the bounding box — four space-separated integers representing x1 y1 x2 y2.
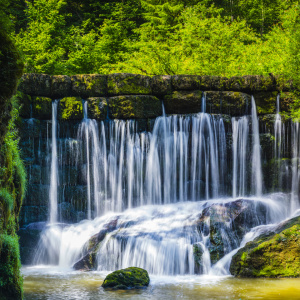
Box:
71 74 107 97
275 75 296 92
171 75 201 91
164 90 202 114
16 92 32 119
59 97 83 120
230 216 300 278
253 92 277 115
107 73 152 95
205 91 250 116
102 267 150 289
280 92 299 115
87 97 108 120
32 96 52 120
18 73 51 96
52 75 71 98
108 95 161 119
151 75 172 95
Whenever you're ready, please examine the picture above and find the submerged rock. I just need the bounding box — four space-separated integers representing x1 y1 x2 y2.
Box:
230 216 300 278
102 267 150 289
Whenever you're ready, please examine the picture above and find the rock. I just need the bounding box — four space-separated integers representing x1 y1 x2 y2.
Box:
71 74 107 97
17 92 32 118
18 222 47 264
73 218 118 271
86 97 108 120
107 73 152 95
102 267 150 289
51 75 71 98
19 206 48 227
275 75 295 92
196 199 268 264
205 91 250 116
230 216 300 278
151 75 172 95
193 244 204 273
108 95 161 119
253 92 277 115
22 184 49 207
32 96 52 119
280 92 299 114
164 90 202 114
171 75 201 90
58 202 76 223
59 97 83 120
18 73 51 96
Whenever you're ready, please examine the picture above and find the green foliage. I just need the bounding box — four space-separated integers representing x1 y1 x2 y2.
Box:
0 234 23 299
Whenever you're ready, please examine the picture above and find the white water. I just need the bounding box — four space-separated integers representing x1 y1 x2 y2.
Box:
251 96 263 197
49 100 59 224
30 97 300 280
33 194 290 275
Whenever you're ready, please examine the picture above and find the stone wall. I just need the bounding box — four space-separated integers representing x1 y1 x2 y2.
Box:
17 73 297 228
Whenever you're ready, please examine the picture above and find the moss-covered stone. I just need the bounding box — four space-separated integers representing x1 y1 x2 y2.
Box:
205 91 250 116
108 95 161 119
51 75 71 98
164 90 202 114
16 92 32 119
102 267 150 289
71 74 107 97
230 216 300 278
59 97 83 120
171 75 201 90
151 75 172 95
32 96 52 119
18 73 51 96
275 75 295 92
253 92 277 115
107 73 152 95
87 97 108 120
280 92 299 115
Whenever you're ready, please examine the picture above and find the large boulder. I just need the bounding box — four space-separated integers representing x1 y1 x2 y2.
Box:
86 97 108 120
18 74 51 96
73 218 118 271
230 216 300 278
51 75 71 98
195 199 268 265
102 267 150 289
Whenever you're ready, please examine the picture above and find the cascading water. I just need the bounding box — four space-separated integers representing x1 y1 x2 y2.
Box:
251 96 263 197
49 100 59 224
31 96 300 279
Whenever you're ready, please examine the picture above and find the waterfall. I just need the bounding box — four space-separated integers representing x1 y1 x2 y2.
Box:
274 94 285 190
291 122 300 211
49 100 59 224
232 116 249 197
251 96 263 196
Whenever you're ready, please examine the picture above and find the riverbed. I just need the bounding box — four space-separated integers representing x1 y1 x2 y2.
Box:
23 266 300 300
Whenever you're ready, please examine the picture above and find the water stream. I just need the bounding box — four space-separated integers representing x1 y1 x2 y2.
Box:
22 96 300 299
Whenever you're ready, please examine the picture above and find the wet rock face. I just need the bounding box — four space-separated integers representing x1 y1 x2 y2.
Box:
102 267 150 289
230 216 300 278
196 199 268 265
18 222 47 264
73 218 118 271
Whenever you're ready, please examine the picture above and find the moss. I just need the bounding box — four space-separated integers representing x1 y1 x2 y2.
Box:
0 234 23 299
71 75 107 97
230 216 300 278
59 97 83 120
254 92 277 115
87 97 107 120
32 97 52 119
107 74 151 95
102 267 150 289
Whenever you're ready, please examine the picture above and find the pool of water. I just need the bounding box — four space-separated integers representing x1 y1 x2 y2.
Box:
23 266 300 300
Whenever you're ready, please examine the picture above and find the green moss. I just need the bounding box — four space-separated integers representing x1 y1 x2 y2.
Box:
230 217 300 278
102 267 150 289
59 97 83 120
32 97 52 119
0 234 23 299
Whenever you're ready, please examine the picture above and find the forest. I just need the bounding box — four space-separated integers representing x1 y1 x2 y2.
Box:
1 0 300 79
